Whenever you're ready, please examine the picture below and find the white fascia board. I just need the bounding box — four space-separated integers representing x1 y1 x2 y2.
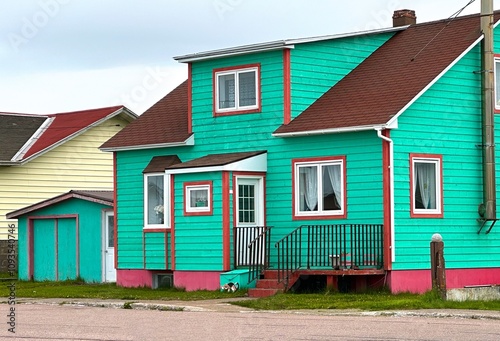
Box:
386 35 484 127
11 117 53 162
174 26 407 63
166 153 267 175
100 134 195 153
272 124 389 138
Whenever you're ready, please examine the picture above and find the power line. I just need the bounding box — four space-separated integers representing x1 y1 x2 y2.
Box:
411 0 477 62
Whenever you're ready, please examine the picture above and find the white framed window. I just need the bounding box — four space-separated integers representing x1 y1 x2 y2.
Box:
184 182 212 215
215 65 260 114
410 154 443 217
293 157 346 219
144 173 169 228
495 56 500 111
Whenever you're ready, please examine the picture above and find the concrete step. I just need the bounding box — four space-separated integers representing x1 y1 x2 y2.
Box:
255 279 285 289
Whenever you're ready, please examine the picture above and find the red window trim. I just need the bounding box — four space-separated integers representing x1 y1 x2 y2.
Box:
409 153 444 218
292 156 347 220
183 181 213 216
494 54 500 114
212 63 261 116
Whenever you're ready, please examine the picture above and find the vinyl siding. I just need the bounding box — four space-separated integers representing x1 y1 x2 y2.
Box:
0 116 128 239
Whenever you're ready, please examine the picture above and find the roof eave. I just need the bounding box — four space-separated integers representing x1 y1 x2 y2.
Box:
272 124 392 138
174 26 408 63
6 191 113 219
100 134 195 152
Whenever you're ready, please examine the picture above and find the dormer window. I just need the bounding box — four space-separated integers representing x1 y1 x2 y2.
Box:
214 64 260 115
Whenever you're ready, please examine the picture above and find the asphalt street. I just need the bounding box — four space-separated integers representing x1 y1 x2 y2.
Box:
2 299 500 340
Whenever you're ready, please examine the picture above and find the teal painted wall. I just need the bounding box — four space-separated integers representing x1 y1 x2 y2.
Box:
16 198 110 282
144 232 168 269
290 32 395 119
391 40 500 270
115 32 396 272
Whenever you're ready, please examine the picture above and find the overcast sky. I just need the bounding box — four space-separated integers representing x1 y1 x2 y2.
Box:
0 0 491 115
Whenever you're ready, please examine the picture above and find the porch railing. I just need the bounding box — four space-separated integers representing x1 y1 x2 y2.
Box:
275 224 384 286
234 226 273 283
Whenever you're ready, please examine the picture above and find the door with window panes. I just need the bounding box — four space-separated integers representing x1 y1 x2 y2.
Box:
235 177 264 266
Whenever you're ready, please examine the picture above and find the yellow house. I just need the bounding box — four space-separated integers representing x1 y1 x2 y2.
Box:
0 106 136 259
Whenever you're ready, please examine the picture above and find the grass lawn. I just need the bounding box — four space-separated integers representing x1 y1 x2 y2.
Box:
1 277 500 311
0 279 246 301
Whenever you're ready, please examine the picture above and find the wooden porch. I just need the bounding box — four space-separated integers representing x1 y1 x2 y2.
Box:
234 224 385 297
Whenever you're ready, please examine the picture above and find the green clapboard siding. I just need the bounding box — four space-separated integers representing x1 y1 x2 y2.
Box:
290 32 395 119
145 232 167 269
116 32 395 272
17 217 28 280
391 42 500 270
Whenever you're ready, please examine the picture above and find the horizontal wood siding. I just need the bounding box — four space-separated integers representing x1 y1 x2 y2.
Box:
117 34 394 272
0 116 128 239
144 232 167 270
174 173 223 271
391 44 500 270
290 32 394 119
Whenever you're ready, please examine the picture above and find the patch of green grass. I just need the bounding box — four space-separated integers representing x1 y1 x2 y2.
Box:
0 279 247 301
233 289 500 311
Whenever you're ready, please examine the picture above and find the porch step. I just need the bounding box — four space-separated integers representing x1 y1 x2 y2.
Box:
248 270 299 298
248 287 283 298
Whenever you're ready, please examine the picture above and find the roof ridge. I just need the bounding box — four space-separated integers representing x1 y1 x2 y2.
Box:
48 105 124 117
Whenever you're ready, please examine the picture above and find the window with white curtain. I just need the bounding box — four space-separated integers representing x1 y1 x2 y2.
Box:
215 65 259 114
294 158 345 217
411 155 442 216
144 173 168 228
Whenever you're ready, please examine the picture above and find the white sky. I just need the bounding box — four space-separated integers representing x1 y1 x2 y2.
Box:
0 0 490 115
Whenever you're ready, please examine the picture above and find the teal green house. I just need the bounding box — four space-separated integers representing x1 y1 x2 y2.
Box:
7 191 116 283
101 10 500 295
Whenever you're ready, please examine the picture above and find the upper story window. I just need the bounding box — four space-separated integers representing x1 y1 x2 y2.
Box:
214 64 260 115
293 156 346 219
144 173 169 228
410 154 443 218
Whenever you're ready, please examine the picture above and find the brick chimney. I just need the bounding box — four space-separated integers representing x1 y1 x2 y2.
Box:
393 9 417 27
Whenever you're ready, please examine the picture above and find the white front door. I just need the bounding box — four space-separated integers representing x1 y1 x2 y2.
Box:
104 211 116 282
235 177 265 266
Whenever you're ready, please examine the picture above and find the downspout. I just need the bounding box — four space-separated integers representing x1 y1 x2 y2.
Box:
480 0 497 224
376 128 395 263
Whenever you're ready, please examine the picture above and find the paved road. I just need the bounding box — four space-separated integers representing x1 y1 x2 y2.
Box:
2 301 500 341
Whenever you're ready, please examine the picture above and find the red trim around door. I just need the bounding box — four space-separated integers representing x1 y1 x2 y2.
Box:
222 172 230 271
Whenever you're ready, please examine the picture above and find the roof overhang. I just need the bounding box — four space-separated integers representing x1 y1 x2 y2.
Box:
6 190 113 219
272 121 398 138
100 134 195 152
174 26 407 63
166 152 267 174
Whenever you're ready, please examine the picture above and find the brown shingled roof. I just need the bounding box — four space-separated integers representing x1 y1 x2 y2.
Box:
101 81 190 149
274 13 489 135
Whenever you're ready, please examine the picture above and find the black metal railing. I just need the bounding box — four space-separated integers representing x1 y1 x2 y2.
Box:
234 226 272 282
275 224 384 286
